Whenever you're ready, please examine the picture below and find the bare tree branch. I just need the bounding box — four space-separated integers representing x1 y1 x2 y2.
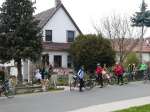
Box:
94 14 145 63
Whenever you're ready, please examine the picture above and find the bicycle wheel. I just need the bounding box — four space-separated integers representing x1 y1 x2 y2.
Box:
143 75 148 84
109 76 117 85
70 80 78 91
84 80 94 90
4 88 15 98
123 75 128 84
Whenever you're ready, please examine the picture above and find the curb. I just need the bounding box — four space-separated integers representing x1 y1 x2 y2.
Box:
68 96 150 112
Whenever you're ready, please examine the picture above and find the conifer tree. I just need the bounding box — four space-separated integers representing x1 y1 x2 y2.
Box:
131 0 150 62
0 0 42 82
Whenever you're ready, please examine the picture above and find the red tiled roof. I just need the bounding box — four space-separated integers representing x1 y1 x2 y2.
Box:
114 38 150 53
42 38 150 53
42 42 71 51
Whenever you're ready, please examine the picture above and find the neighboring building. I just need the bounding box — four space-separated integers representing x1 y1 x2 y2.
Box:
114 38 150 62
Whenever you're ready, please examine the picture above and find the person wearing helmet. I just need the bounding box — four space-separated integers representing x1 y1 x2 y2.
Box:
95 63 104 88
77 66 85 92
113 62 124 85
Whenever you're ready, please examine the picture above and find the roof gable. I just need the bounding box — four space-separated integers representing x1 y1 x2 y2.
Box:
35 3 82 34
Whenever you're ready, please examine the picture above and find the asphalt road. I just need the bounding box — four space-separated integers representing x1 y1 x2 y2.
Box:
0 81 150 112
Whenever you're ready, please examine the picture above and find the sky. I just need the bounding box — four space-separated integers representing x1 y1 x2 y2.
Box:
0 0 150 36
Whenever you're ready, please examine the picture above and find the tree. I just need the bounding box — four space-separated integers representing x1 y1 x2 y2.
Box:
123 52 139 68
69 34 115 73
94 14 141 64
0 0 42 82
131 0 150 63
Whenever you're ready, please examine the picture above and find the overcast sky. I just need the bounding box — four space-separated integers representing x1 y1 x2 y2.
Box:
0 0 150 36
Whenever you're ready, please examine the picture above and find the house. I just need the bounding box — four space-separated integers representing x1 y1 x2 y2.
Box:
21 0 82 81
35 0 82 68
114 38 150 62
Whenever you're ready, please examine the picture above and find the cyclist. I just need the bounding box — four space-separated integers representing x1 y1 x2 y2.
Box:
139 62 149 80
77 66 85 92
113 62 124 85
95 63 103 88
128 63 135 81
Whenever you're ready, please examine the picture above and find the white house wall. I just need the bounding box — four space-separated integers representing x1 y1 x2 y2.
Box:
142 53 150 62
43 7 79 42
43 51 69 68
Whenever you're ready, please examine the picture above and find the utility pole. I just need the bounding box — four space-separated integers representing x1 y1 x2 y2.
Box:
139 25 144 63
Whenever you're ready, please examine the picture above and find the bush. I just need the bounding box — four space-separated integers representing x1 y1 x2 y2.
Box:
57 75 68 86
69 34 115 72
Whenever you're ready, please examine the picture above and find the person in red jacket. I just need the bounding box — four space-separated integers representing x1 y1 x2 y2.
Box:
113 62 124 85
95 63 104 88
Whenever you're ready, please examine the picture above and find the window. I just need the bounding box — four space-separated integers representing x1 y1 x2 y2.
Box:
54 55 62 68
67 30 75 42
45 30 52 41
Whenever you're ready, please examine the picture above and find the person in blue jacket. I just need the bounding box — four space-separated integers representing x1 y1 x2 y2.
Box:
77 66 85 92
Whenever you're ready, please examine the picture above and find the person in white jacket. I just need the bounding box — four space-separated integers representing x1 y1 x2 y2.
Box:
35 69 42 83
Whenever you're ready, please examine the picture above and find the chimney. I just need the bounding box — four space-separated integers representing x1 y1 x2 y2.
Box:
55 0 61 7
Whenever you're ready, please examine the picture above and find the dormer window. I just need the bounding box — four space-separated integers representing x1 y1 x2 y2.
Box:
67 30 75 42
45 30 52 42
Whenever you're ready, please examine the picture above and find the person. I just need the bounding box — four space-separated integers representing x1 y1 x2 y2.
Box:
77 66 85 92
132 64 136 80
44 65 49 79
103 64 111 84
35 68 42 83
40 66 45 80
113 62 124 85
128 64 134 81
139 62 148 79
95 63 104 88
48 64 53 79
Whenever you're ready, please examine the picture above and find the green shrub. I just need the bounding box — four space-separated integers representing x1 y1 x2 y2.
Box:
57 75 68 86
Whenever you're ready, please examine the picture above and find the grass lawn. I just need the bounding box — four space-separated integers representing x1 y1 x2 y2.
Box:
115 104 150 112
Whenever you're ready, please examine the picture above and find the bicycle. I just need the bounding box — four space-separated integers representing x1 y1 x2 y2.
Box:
107 73 117 85
109 73 127 85
143 72 150 83
123 72 129 84
70 74 96 91
84 78 95 90
102 72 114 86
0 80 15 98
69 75 79 91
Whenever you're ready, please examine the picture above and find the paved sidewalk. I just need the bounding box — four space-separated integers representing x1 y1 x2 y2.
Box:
68 96 150 112
57 86 70 91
